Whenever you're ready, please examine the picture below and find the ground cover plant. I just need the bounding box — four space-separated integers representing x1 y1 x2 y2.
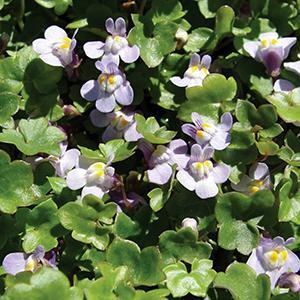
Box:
0 0 300 299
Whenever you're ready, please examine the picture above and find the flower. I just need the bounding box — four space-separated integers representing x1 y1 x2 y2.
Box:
182 112 232 150
243 32 296 77
109 190 146 212
231 162 272 194
32 25 77 68
90 108 142 142
83 17 139 65
247 236 300 289
80 61 133 113
66 156 116 199
181 217 198 233
48 142 80 178
170 53 212 88
139 139 189 185
2 245 56 276
278 272 300 293
176 144 230 199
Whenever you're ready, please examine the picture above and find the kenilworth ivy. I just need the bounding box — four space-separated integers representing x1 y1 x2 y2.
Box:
0 0 300 299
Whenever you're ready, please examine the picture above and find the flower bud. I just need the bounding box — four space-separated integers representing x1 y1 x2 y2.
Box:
278 272 300 293
181 217 198 233
175 28 188 49
63 104 81 118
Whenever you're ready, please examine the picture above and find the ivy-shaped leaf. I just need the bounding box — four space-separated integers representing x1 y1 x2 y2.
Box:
0 92 20 125
0 118 66 156
58 195 117 250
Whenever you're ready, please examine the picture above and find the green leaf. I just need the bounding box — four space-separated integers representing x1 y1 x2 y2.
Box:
0 151 42 214
214 263 271 300
214 5 235 40
0 118 65 156
128 16 178 68
266 88 300 125
107 238 165 286
215 191 275 254
135 114 176 144
159 228 212 265
163 259 216 298
256 141 279 156
184 27 213 52
114 213 141 239
178 74 237 122
16 199 64 252
0 92 20 125
58 195 117 250
2 267 82 300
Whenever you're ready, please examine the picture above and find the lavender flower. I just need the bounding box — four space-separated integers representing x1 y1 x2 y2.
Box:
66 156 115 199
243 32 296 77
2 245 56 276
247 236 300 289
83 17 139 65
48 142 80 178
176 144 230 199
32 26 77 68
231 162 272 194
170 53 212 88
278 272 300 293
90 108 142 142
182 112 232 150
139 139 189 185
80 61 133 113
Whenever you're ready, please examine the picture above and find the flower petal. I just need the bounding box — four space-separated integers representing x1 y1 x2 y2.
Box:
231 175 252 192
212 163 230 184
124 122 143 142
176 170 196 191
39 53 63 67
260 48 284 76
115 17 127 36
181 124 197 140
102 126 122 142
80 80 100 101
66 168 87 190
210 131 230 150
114 83 134 106
83 41 104 59
259 32 278 40
273 79 295 93
147 163 172 185
95 94 116 113
58 149 80 177
138 139 154 162
219 112 233 131
90 109 112 127
32 38 52 54
170 76 189 87
191 112 203 129
195 176 218 199
119 45 140 63
249 162 269 180
201 55 212 69
284 60 300 76
189 53 200 67
285 249 300 273
246 249 265 275
244 41 260 59
82 185 105 199
105 18 115 35
45 25 67 41
2 253 27 275
278 37 297 59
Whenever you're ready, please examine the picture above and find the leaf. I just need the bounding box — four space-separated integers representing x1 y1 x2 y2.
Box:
107 238 165 286
113 213 141 239
159 228 212 265
16 199 64 252
58 195 117 250
266 88 300 125
0 150 42 214
215 191 275 254
214 263 271 300
184 27 213 52
256 141 279 156
178 74 237 122
0 118 65 156
163 259 216 298
2 267 82 300
0 92 20 125
135 114 176 144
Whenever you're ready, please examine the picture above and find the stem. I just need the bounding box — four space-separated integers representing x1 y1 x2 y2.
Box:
138 0 147 14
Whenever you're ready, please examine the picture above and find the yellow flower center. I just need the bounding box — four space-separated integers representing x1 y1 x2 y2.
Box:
89 162 106 178
196 130 204 137
191 65 198 73
114 35 120 42
59 37 72 49
271 39 278 45
108 75 115 85
202 123 212 130
25 257 38 272
99 74 106 84
265 249 288 268
201 67 209 75
261 39 268 48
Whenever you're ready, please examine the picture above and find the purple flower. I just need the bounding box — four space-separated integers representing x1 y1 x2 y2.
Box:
2 245 56 276
90 108 142 142
170 53 212 88
66 156 116 199
80 61 133 113
83 17 140 65
182 112 233 150
109 190 146 212
32 26 77 68
247 236 300 289
243 32 296 77
48 142 80 178
231 162 272 194
176 144 230 199
139 139 189 185
278 272 300 293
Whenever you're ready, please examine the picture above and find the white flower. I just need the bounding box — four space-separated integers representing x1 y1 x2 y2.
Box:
32 25 77 67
